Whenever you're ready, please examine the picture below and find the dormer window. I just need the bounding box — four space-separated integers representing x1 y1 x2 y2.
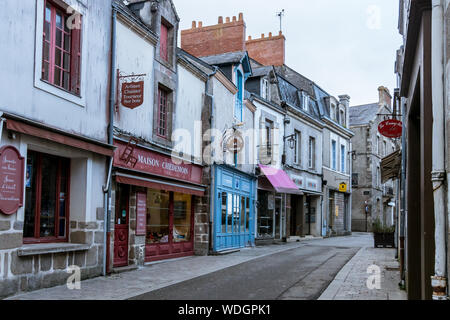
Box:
302 92 309 111
160 22 169 61
339 109 345 126
261 78 269 100
331 104 336 120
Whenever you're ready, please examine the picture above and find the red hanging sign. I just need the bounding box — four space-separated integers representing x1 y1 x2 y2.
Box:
378 119 403 138
121 81 144 109
136 192 147 236
0 146 25 215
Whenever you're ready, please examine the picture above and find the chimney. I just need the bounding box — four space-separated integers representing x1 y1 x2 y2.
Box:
245 31 286 66
339 95 351 127
181 13 246 57
378 86 392 108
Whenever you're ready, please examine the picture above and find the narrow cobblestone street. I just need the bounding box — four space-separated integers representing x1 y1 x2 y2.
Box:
5 233 405 300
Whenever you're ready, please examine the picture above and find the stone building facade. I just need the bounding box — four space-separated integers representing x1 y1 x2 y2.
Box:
350 87 399 232
0 0 114 298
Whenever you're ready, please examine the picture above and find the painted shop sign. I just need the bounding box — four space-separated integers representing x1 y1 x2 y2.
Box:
0 146 25 215
121 81 144 109
339 183 348 193
378 120 402 138
114 140 203 185
136 192 147 236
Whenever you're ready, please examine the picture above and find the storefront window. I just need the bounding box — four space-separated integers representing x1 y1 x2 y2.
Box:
146 190 170 244
246 197 250 233
240 197 246 232
23 150 70 243
221 192 227 233
173 193 192 242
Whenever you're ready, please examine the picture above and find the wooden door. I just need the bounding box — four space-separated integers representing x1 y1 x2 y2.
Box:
114 184 129 268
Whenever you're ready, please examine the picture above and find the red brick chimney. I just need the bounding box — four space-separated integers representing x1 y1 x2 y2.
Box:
181 13 246 57
378 86 392 108
245 31 286 66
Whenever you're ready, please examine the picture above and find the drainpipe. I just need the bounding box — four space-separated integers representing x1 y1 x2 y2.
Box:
431 0 448 300
102 7 117 276
206 67 218 254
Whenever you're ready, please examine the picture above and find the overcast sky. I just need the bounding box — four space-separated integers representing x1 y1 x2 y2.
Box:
172 0 402 106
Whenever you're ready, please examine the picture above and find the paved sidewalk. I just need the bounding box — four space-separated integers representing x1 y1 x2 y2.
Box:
318 246 407 300
6 239 321 300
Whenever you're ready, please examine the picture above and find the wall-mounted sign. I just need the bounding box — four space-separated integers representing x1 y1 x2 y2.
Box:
0 146 25 215
121 81 144 109
378 119 402 138
114 140 203 185
136 192 147 236
223 129 244 153
339 183 348 193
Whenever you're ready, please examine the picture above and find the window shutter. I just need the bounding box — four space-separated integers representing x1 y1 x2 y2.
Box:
70 19 82 95
160 23 168 61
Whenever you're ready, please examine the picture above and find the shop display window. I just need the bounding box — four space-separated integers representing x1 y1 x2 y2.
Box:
23 150 70 243
145 189 193 245
146 190 170 244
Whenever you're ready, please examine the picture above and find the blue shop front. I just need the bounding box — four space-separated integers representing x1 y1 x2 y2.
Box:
213 165 256 252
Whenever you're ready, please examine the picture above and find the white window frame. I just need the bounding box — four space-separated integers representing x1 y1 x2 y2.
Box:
309 136 316 170
261 78 269 100
294 130 301 165
331 139 337 171
341 144 346 173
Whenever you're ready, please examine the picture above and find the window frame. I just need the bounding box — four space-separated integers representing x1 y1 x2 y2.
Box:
341 144 346 173
308 136 316 170
23 151 71 244
160 22 169 62
235 69 244 121
41 0 82 96
294 130 301 165
331 139 337 171
157 86 170 139
261 78 269 100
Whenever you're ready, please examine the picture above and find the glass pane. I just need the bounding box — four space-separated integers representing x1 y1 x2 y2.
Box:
56 12 62 28
234 195 240 233
24 152 38 238
63 53 70 70
40 155 57 238
54 66 61 86
241 197 246 232
42 62 49 81
146 190 170 244
63 72 70 90
43 42 50 61
59 218 65 238
44 22 51 41
45 5 51 22
227 193 233 233
55 48 61 66
173 193 192 242
221 192 227 234
55 29 62 48
246 198 250 232
115 184 129 225
64 33 71 51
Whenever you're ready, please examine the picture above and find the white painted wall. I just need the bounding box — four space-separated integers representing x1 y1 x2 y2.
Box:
173 64 204 163
114 19 155 141
0 0 111 142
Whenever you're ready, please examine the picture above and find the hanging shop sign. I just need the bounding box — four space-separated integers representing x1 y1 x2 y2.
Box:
339 183 348 193
0 146 25 215
222 129 245 153
121 81 144 109
114 140 203 185
116 71 147 112
378 119 402 138
136 192 147 236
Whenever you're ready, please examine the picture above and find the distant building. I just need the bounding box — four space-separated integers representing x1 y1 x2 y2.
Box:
349 87 399 232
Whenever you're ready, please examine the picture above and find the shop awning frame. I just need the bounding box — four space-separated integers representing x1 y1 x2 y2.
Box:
114 172 206 196
381 149 402 183
258 165 304 195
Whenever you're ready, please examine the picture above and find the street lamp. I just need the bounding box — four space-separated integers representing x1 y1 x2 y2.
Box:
284 134 297 150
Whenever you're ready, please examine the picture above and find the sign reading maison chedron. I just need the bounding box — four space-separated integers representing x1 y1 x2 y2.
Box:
113 140 203 185
121 81 144 109
0 146 25 215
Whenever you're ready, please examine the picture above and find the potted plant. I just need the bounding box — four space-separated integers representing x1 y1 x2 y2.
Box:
372 218 396 248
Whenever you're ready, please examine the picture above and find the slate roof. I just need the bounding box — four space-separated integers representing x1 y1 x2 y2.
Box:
250 66 273 78
276 74 321 120
349 103 380 126
177 48 215 75
274 65 316 98
200 52 248 66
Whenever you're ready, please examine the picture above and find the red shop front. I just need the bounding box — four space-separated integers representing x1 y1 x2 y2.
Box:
113 139 205 265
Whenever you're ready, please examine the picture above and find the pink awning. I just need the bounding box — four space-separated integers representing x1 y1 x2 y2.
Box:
259 165 303 195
